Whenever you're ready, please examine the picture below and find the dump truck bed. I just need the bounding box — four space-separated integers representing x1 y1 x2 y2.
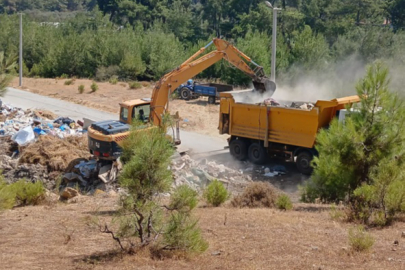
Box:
219 93 360 149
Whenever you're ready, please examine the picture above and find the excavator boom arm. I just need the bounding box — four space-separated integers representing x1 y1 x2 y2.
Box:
150 38 274 126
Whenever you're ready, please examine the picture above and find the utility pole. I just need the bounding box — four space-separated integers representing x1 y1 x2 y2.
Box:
265 1 281 83
19 13 23 87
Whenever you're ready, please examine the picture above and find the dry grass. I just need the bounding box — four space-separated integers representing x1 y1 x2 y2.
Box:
33 109 58 120
231 182 279 208
19 136 90 171
0 197 404 270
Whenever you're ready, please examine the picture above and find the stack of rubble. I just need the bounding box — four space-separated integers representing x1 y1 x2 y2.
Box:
0 101 85 145
171 155 252 193
0 101 89 190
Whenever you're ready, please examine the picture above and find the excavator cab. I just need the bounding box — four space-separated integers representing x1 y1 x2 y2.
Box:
119 98 151 124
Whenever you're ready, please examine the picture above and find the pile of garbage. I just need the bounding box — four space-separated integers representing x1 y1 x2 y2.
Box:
0 101 91 189
171 155 253 193
1 102 85 146
260 98 315 111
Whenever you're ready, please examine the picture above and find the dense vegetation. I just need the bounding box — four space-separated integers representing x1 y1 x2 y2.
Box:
0 0 404 88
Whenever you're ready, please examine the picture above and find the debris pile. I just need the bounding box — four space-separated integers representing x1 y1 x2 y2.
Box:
0 101 92 192
1 102 84 145
171 155 252 193
19 136 90 172
258 98 315 110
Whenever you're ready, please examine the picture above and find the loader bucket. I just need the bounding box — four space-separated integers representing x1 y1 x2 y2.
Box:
253 78 276 96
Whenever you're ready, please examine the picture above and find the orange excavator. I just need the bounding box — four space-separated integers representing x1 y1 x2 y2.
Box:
87 38 275 178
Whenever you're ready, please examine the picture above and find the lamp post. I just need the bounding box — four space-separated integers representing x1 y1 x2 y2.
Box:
19 13 23 86
265 1 281 83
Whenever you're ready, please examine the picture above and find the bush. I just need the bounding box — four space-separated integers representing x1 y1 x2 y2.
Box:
348 226 375 252
109 75 118 85
203 180 229 207
78 84 85 94
0 174 15 211
64 79 74 85
329 203 345 221
232 182 278 208
169 185 198 213
141 81 150 87
161 212 208 254
128 81 142 90
90 82 98 92
276 194 293 210
95 66 120 82
10 180 45 205
60 74 69 79
0 177 45 211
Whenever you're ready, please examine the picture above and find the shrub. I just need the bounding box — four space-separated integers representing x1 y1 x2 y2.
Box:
169 185 198 213
329 203 345 221
203 180 229 207
90 82 98 92
348 226 374 252
78 84 85 94
232 182 278 208
0 177 45 211
109 75 118 85
0 174 15 211
129 81 142 89
141 81 150 87
276 194 293 210
95 65 120 82
64 79 74 85
10 180 45 205
161 212 208 254
60 73 69 79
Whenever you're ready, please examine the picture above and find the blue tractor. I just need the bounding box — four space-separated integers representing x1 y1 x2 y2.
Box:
177 79 233 104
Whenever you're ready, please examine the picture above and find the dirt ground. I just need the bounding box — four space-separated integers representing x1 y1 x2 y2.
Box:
10 78 223 137
0 196 404 270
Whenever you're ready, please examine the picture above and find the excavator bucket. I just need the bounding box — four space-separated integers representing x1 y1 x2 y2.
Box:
253 78 276 96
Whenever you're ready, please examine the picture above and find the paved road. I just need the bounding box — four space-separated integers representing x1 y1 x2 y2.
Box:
2 87 228 154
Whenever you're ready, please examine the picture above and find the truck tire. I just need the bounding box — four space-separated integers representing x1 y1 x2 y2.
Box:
230 140 248 161
248 142 267 164
180 87 191 100
208 96 216 104
296 151 313 175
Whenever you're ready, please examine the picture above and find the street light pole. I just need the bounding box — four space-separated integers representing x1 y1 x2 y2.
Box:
19 13 23 87
265 1 281 83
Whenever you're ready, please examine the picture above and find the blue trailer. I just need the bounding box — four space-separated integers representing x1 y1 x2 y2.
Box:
177 80 233 104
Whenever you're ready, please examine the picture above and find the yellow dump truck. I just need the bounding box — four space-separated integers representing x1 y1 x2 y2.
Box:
218 92 360 174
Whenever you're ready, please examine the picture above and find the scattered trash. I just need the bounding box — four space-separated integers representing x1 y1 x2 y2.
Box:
172 154 252 192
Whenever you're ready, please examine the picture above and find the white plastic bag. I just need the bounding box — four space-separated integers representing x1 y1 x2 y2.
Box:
11 126 35 146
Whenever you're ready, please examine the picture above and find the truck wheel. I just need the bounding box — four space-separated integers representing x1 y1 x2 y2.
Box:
180 87 190 100
248 143 267 164
208 96 216 104
296 151 313 175
230 140 248 161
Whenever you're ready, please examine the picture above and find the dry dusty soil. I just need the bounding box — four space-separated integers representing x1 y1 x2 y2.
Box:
10 78 223 137
1 196 405 270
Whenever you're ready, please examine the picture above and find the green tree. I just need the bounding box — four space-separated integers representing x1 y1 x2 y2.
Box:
0 51 17 96
109 122 207 254
302 62 405 225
